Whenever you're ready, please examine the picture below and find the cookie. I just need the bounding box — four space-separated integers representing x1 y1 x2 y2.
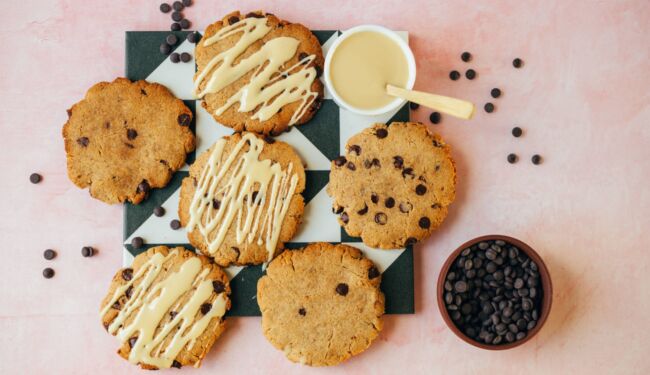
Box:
100 246 231 370
327 122 456 248
178 132 305 266
257 242 384 366
193 10 324 135
63 78 195 204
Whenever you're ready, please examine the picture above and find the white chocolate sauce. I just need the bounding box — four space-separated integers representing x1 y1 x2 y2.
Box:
187 133 298 262
193 16 319 126
100 249 227 369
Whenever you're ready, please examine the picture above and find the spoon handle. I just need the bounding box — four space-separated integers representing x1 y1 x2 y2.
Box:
386 84 475 120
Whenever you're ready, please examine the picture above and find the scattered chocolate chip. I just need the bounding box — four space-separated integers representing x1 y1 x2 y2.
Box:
334 156 346 167
416 184 427 195
461 51 472 62
449 70 460 80
137 180 150 195
393 156 404 169
405 237 417 246
177 113 191 126
512 127 522 137
43 249 56 260
371 194 379 204
182 0 192 5
122 268 133 281
171 11 182 22
153 206 165 217
374 212 388 225
531 154 542 165
128 337 137 348
172 1 183 11
385 197 395 208
171 360 182 369
228 16 240 25
418 217 431 229
429 112 441 124
335 283 349 296
212 280 225 294
180 52 192 62
212 199 221 209
409 102 420 110
513 58 523 68
465 69 476 80
170 22 181 31
170 219 181 230
30 173 42 184
200 303 212 315
160 3 171 13
484 103 495 113
131 237 144 249
81 246 95 257
42 268 55 279
346 162 356 171
402 168 415 179
340 212 349 224
349 144 361 155
170 52 180 62
507 153 518 164
298 307 307 316
160 43 171 55
368 266 380 279
77 137 89 147
357 205 368 215
187 31 200 43
180 18 191 29
166 34 178 46
491 88 501 98
375 128 388 139
126 129 138 140
399 202 413 213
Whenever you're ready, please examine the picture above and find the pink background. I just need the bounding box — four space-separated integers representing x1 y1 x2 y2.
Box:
2 0 649 373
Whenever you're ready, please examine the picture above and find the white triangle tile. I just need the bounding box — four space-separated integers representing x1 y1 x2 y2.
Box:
195 101 235 156
292 184 341 243
276 128 331 171
343 242 405 273
146 40 196 100
122 247 135 266
223 266 244 280
124 186 185 244
339 104 405 153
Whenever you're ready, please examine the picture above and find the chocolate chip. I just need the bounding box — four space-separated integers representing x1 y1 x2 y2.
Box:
402 168 414 179
507 153 518 164
346 162 356 171
170 219 181 230
385 197 395 208
246 12 265 18
415 184 427 195
81 246 95 257
171 11 182 21
125 287 133 300
491 88 501 98
131 237 144 249
333 206 344 214
340 212 349 224
126 129 138 140
349 144 361 155
121 268 133 281
128 337 137 348
298 308 306 316
228 16 240 25
371 194 379 204
171 360 182 369
298 52 309 61
187 31 200 43
43 249 56 260
182 0 192 5
513 58 523 68
153 206 165 217
374 212 387 225
409 102 420 110
160 43 171 55
180 52 192 62
399 202 412 213
335 283 349 296
418 217 431 229
112 301 121 310
137 180 150 195
461 51 472 62
170 22 181 31
180 19 191 29
42 268 55 279
170 52 180 62
166 34 178 46
465 69 476 80
431 203 441 209
178 113 191 126
531 154 542 165
160 3 171 13
393 156 404 168
357 204 368 215
429 112 441 124
314 65 322 78
363 159 373 169
200 303 212 315
368 266 380 279
484 103 495 113
172 1 183 11
375 128 388 138
29 173 42 184
405 237 418 246
212 199 221 209
334 156 346 167
449 70 460 80
77 137 89 147
512 127 522 137
263 136 276 144
212 280 225 293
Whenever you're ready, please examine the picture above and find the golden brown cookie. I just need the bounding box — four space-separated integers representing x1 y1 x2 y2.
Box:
327 122 456 248
178 132 305 267
100 246 231 370
257 242 384 366
63 78 195 204
193 10 324 135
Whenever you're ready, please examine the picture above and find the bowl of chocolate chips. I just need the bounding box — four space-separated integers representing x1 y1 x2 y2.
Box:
437 235 552 350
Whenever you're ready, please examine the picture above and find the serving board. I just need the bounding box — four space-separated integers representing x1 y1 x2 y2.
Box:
123 29 414 316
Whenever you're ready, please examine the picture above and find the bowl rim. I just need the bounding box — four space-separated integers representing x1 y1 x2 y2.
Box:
436 234 553 350
323 24 417 116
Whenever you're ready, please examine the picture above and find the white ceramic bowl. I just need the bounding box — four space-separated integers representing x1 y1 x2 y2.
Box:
324 24 417 116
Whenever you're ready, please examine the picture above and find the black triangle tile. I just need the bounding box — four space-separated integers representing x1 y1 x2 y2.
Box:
125 31 192 81
303 171 329 204
386 103 410 125
312 30 338 45
228 265 264 316
381 247 415 314
297 100 340 161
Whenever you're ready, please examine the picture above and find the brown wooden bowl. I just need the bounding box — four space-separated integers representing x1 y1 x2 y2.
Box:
437 234 553 350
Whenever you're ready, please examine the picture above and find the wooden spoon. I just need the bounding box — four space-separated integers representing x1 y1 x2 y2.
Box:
386 84 475 120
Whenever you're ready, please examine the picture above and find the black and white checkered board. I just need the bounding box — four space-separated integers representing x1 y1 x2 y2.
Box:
123 30 414 316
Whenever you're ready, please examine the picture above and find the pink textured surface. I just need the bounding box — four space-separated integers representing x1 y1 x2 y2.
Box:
1 0 649 373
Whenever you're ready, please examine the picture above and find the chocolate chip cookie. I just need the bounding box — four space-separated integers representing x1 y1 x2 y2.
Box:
257 242 384 366
193 10 324 135
63 78 195 204
178 132 305 266
100 246 231 370
327 122 456 248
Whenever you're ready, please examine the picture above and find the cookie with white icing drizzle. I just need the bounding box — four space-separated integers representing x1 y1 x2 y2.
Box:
257 242 385 366
178 132 306 266
100 246 231 370
193 10 324 135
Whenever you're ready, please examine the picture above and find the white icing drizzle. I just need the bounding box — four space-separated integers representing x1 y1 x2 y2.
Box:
100 250 227 369
187 133 298 262
193 16 319 126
